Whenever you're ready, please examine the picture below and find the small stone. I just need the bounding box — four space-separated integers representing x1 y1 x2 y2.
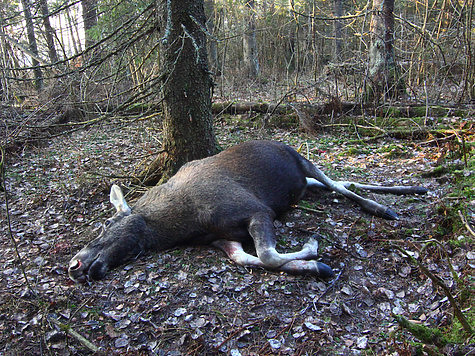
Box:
392 306 404 314
115 336 129 348
268 339 281 349
355 244 367 258
399 266 411 277
304 321 322 331
190 317 207 329
344 339 354 347
356 336 368 349
341 286 353 295
174 308 187 317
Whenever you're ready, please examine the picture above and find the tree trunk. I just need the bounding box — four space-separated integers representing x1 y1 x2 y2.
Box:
39 0 58 63
20 0 43 90
243 0 259 78
365 0 403 103
81 0 98 60
332 0 343 62
64 6 81 55
142 0 217 185
204 0 221 76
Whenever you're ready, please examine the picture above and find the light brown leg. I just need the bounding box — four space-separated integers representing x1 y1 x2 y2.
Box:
212 239 334 278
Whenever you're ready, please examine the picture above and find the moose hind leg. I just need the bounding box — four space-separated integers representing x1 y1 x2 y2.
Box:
212 240 264 267
212 239 334 278
248 212 322 268
305 168 399 220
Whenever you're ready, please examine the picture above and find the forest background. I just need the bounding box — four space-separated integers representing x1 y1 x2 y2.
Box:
1 0 473 112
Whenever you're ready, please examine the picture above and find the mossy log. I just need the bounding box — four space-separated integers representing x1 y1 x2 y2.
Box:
212 101 472 119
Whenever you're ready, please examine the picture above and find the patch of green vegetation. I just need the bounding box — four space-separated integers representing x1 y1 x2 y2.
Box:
420 165 451 178
394 295 474 352
377 143 412 159
339 145 371 157
298 200 321 210
410 106 428 117
394 314 450 348
126 102 151 113
444 306 474 344
268 114 299 129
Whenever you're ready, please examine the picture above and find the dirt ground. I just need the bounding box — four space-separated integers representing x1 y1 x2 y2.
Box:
0 117 473 355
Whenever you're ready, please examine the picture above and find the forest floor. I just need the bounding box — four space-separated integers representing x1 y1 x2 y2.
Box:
0 107 473 355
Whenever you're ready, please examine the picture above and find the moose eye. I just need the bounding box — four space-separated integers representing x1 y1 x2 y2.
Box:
104 219 113 228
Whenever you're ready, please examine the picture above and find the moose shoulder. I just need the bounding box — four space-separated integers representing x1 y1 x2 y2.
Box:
68 140 427 283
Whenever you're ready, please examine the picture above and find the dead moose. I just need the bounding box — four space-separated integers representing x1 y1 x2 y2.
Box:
68 140 427 283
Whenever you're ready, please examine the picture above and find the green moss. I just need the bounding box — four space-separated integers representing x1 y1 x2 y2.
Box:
420 165 449 178
410 106 428 117
346 147 361 156
394 315 450 348
444 307 474 344
378 143 412 159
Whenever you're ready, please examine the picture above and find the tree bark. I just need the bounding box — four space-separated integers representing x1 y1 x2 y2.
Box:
365 0 403 103
204 0 221 76
142 0 217 185
81 0 98 60
39 0 58 63
332 0 343 62
20 0 43 90
243 0 259 78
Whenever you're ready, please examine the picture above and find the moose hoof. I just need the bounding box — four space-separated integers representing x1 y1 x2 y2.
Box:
382 208 399 220
315 262 335 279
413 187 428 195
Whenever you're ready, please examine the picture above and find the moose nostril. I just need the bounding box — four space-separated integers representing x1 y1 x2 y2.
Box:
69 260 82 270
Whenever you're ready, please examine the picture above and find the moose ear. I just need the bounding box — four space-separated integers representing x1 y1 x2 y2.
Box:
110 185 131 214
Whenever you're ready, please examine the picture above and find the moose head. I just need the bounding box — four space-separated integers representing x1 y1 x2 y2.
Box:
68 185 149 282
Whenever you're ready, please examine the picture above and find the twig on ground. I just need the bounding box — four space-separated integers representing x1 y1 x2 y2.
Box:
215 318 266 351
458 210 475 237
296 204 325 214
49 316 99 353
313 265 344 306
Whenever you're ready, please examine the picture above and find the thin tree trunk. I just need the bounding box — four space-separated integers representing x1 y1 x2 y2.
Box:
20 0 43 90
39 0 59 63
243 0 259 78
65 5 81 55
81 0 98 61
333 0 343 62
365 0 403 103
205 0 221 76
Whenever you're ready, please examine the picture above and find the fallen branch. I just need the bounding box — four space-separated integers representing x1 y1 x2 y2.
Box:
296 204 325 214
309 263 345 312
458 210 475 237
49 316 99 353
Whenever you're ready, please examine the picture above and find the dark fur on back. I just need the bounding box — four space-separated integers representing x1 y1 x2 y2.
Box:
133 140 308 246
